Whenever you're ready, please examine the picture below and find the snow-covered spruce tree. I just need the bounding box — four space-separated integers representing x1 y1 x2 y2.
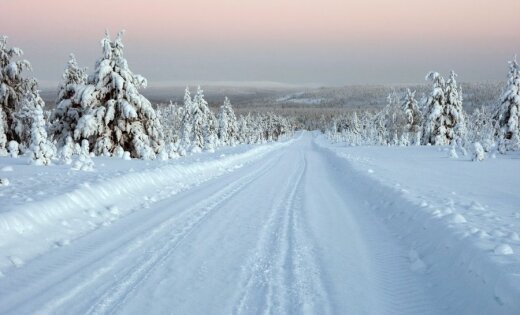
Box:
0 36 32 154
194 87 218 151
238 113 255 144
421 71 466 145
27 89 55 165
14 79 55 164
157 101 182 144
179 87 193 155
156 101 182 158
468 106 496 152
421 72 446 145
495 57 520 152
217 97 239 146
179 86 218 153
382 91 407 145
444 71 467 145
0 109 6 155
49 54 88 148
73 31 164 159
402 89 422 145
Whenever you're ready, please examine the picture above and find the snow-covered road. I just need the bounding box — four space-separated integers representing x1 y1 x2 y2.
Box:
0 133 517 314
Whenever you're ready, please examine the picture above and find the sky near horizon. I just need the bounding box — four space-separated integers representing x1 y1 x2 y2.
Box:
2 0 519 87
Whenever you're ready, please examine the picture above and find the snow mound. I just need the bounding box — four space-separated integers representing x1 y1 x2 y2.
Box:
494 244 514 256
446 213 467 224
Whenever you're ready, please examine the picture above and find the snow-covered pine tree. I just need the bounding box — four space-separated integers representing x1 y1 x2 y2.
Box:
351 112 361 141
157 101 182 145
27 89 55 165
0 36 32 154
195 87 218 151
49 54 88 148
73 31 164 159
496 57 520 152
217 97 239 146
237 114 249 144
156 101 182 158
402 89 422 145
12 79 55 164
382 91 407 145
444 71 467 145
180 86 218 152
421 71 465 146
468 106 496 152
179 87 193 154
0 109 6 156
421 72 446 145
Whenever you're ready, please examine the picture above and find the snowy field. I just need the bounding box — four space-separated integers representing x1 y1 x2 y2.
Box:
0 132 518 314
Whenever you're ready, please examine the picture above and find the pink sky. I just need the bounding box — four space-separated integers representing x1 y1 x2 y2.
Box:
2 0 519 85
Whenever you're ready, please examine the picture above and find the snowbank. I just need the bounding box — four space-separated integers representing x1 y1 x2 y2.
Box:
0 138 293 271
315 135 520 314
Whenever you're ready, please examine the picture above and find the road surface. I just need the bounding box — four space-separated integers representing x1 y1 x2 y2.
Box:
0 134 440 314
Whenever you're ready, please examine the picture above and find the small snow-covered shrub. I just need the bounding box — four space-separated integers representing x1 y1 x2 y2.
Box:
59 136 75 164
449 145 458 159
72 140 94 171
0 177 9 186
473 142 485 161
158 148 169 161
114 146 124 158
7 141 19 158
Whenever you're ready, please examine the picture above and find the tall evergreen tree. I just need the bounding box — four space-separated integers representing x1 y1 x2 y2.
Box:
71 31 164 159
402 89 422 145
179 87 193 154
217 97 238 146
0 35 32 154
444 71 467 144
49 54 88 147
180 86 217 152
421 71 466 145
24 80 55 165
383 91 407 145
496 57 520 152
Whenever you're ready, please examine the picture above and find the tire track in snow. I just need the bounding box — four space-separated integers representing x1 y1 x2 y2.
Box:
30 152 283 315
84 153 286 315
232 149 329 315
285 153 331 315
232 152 305 314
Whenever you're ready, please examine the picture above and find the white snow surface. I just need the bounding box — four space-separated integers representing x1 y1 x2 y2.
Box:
0 132 519 314
315 134 520 314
